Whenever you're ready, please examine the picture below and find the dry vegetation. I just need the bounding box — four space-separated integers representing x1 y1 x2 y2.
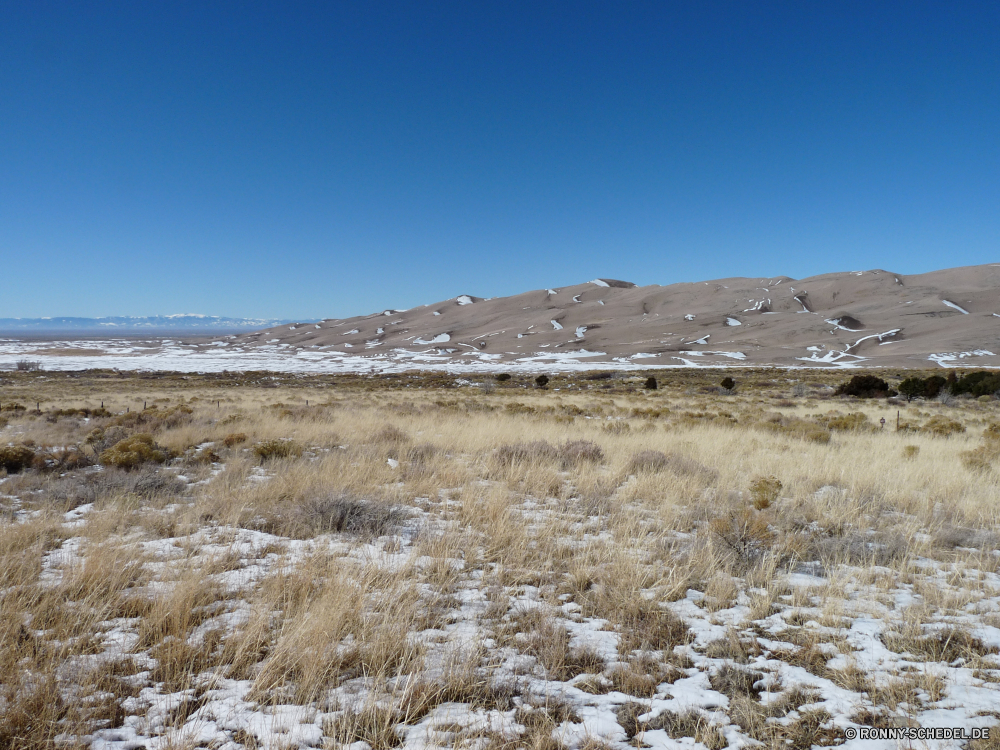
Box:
2 367 1000 749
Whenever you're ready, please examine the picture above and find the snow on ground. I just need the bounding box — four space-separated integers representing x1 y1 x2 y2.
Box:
52 477 1000 750
943 300 970 314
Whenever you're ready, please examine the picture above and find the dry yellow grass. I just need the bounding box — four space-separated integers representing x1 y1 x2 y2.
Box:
1 369 1000 748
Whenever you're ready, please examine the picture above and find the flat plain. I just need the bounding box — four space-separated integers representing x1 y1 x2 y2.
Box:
2 368 1000 749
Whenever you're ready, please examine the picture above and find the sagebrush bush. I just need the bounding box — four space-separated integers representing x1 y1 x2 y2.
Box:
749 476 782 510
223 432 247 447
720 377 735 391
825 412 872 432
0 445 35 473
252 439 303 461
99 434 171 470
921 416 965 437
534 374 549 388
644 377 657 390
495 373 511 382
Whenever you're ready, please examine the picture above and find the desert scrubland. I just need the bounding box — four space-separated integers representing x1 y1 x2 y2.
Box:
2 368 1000 749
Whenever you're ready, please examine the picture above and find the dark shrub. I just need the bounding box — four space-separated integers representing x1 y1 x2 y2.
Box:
223 432 247 447
495 373 511 382
720 377 735 391
834 375 895 398
950 371 1000 398
0 445 35 473
584 371 614 380
99 434 171 470
644 377 657 389
535 374 549 388
899 375 947 401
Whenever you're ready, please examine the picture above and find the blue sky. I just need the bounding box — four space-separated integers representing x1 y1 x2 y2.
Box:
2 1 998 318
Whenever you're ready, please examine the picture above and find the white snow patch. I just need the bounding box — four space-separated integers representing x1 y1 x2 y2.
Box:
550 319 563 331
456 295 474 305
575 326 587 338
725 317 741 326
413 333 451 345
589 279 610 287
943 299 970 314
684 314 696 321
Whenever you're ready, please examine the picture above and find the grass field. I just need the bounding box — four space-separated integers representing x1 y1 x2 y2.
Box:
2 368 1000 749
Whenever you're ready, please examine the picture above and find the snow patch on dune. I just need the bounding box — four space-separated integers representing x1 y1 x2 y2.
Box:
725 317 741 326
456 295 474 305
943 300 970 314
575 326 587 338
550 319 563 330
929 350 996 367
589 279 610 288
413 333 451 345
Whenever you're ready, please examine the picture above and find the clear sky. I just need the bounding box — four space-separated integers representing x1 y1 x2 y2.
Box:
2 1 998 318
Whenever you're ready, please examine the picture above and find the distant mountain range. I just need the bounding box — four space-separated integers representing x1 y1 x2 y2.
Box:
0 315 318 334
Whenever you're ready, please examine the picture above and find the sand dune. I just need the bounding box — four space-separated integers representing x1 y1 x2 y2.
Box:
228 265 1000 368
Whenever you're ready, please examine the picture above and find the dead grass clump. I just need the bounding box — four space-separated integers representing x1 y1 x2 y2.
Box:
324 704 404 749
222 431 247 447
406 442 438 464
624 449 717 481
503 611 605 680
703 628 762 664
612 597 690 654
373 424 410 444
494 441 560 467
252 438 303 461
253 494 405 539
608 653 686 697
559 439 604 467
645 709 727 750
94 467 185 501
902 444 920 459
99 433 171 469
882 625 999 663
0 445 35 473
709 663 765 700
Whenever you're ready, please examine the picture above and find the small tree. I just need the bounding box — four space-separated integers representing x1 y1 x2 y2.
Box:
535 374 549 388
898 377 924 402
720 376 735 391
644 376 657 390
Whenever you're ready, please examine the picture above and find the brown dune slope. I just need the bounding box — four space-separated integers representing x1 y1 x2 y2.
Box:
230 265 1000 368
